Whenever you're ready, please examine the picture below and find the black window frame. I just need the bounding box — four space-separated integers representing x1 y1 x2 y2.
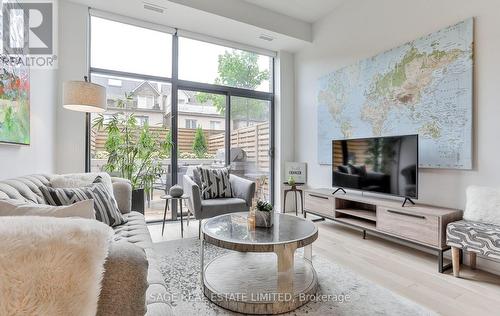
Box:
87 17 276 217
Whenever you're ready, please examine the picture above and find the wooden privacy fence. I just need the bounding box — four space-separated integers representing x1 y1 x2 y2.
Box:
178 128 225 154
208 122 270 171
92 122 270 171
92 127 225 155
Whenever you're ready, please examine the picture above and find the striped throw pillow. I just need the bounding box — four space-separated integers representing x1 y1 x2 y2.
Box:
40 176 127 227
196 167 233 199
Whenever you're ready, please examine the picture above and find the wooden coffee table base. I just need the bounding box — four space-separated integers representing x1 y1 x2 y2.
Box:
203 252 318 315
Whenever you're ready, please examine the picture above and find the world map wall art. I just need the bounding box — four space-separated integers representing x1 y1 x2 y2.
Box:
0 63 30 145
317 18 473 169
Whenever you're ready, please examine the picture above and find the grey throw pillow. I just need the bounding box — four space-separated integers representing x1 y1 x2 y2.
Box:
39 176 126 227
50 172 118 208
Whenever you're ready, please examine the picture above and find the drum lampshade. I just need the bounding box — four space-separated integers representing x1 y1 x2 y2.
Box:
62 80 106 113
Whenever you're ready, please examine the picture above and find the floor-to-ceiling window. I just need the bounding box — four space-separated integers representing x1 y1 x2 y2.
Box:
89 13 274 222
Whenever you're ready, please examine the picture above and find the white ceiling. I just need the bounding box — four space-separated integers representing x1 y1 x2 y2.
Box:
244 0 346 23
65 0 335 52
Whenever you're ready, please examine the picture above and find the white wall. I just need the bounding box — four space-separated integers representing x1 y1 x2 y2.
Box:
0 70 57 179
274 51 295 211
294 0 500 273
55 0 88 173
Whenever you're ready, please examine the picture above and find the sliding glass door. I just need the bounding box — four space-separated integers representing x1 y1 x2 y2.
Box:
230 97 271 201
89 14 275 222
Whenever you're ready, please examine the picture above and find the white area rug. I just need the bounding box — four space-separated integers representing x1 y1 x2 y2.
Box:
153 238 434 315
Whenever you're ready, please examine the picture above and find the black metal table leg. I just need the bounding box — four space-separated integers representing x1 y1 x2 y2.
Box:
171 198 177 221
438 248 453 273
299 190 304 215
283 190 288 214
294 191 298 216
438 249 444 273
161 199 168 236
180 200 184 238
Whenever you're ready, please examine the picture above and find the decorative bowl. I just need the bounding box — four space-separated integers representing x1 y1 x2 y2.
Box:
169 185 184 198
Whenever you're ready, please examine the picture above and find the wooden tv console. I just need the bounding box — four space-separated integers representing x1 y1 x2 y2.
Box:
303 189 463 273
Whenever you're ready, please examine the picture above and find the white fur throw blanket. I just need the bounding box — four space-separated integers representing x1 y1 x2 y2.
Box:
0 216 113 316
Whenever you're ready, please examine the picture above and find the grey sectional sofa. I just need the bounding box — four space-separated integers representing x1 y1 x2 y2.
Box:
0 174 170 316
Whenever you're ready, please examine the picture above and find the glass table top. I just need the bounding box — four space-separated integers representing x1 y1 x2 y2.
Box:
202 212 317 245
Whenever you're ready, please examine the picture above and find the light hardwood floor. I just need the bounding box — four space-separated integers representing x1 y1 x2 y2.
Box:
148 214 500 316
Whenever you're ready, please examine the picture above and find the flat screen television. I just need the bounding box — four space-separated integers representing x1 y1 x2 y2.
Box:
332 135 418 199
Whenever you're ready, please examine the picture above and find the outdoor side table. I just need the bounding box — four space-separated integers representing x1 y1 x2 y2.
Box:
160 195 190 238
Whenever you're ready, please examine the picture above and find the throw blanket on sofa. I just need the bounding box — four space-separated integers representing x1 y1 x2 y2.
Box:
0 216 113 316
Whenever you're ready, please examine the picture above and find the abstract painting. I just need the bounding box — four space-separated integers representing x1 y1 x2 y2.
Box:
0 64 30 145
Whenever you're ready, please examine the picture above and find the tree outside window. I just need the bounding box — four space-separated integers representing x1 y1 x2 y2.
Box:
195 50 270 126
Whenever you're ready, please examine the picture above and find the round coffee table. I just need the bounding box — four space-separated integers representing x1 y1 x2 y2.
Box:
200 212 318 314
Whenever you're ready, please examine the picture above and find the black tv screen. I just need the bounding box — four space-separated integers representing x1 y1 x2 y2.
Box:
332 135 418 198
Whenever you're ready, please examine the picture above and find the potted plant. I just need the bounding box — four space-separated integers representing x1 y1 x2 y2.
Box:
255 199 274 228
93 97 172 213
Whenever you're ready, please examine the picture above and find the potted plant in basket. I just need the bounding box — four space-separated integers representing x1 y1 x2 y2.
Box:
255 199 274 228
93 95 172 213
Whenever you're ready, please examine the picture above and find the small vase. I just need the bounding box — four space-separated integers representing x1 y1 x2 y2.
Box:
255 210 273 228
288 176 296 186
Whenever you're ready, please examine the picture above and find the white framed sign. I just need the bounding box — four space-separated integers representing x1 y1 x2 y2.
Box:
284 162 307 184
